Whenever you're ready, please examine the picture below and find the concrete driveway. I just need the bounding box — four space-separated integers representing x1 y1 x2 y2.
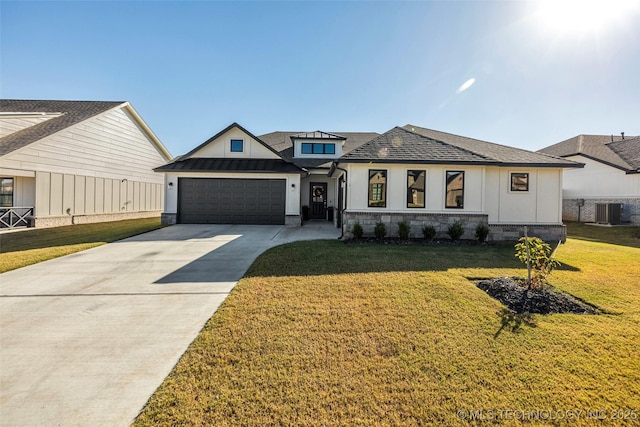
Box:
0 223 339 426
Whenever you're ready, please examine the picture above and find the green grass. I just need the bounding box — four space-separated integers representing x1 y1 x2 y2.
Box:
135 224 640 426
0 217 163 273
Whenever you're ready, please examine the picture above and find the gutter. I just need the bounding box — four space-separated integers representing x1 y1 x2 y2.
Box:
330 161 348 239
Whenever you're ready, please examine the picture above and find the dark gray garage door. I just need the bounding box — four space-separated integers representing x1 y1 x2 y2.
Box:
178 178 286 225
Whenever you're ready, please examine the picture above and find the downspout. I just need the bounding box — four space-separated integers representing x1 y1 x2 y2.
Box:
331 161 348 239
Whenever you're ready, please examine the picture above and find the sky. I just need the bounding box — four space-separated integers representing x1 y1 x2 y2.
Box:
1 0 639 156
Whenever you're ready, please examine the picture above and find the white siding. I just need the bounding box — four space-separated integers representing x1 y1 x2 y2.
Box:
0 107 167 183
562 156 640 198
0 113 62 138
189 128 280 159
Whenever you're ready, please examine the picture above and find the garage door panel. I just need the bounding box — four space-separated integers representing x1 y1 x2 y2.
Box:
178 178 286 225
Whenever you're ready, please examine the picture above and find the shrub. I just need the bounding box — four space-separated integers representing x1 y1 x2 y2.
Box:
374 222 386 240
422 225 436 241
352 222 363 239
514 237 561 289
398 221 410 239
475 223 490 242
447 221 465 241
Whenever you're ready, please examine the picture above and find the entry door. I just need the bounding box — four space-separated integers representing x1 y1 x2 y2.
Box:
309 183 327 219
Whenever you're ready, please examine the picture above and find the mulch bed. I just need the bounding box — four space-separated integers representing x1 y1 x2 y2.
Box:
344 238 494 246
476 277 600 315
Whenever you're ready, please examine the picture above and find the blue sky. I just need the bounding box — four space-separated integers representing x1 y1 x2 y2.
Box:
1 1 639 156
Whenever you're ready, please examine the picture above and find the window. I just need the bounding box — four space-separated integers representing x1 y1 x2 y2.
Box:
445 171 464 209
230 139 244 152
510 172 529 192
300 143 336 155
407 170 426 208
0 178 14 207
368 169 387 207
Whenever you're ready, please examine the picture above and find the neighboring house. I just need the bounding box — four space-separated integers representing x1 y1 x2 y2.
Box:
539 134 640 224
157 122 581 241
0 100 172 228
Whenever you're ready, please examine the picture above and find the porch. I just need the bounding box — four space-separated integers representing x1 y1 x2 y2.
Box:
1 173 36 229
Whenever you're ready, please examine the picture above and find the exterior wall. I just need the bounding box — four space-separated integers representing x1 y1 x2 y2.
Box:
0 113 62 138
562 197 640 224
345 163 485 213
0 105 170 228
163 171 301 216
189 128 279 159
34 171 162 225
342 211 566 242
562 156 640 199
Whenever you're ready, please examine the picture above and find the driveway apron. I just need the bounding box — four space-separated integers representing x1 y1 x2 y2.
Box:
0 223 339 426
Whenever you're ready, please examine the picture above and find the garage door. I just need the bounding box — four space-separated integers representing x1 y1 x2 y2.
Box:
178 178 286 225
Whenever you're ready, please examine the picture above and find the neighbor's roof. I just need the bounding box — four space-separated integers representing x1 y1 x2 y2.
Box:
340 126 582 167
154 158 304 174
0 99 172 160
259 131 380 169
538 134 639 173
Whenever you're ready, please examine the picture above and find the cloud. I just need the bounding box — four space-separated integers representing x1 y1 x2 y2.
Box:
456 78 476 94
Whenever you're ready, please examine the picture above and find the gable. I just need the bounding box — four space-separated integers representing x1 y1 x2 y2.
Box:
186 124 281 160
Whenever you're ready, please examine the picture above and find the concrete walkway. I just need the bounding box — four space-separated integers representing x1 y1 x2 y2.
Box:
0 223 339 426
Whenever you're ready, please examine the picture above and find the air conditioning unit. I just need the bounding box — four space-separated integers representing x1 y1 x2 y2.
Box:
595 203 622 225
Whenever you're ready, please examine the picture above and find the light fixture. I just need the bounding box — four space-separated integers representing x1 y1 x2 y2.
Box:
168 182 174 187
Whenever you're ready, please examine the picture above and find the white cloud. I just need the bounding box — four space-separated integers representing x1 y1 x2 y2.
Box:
456 78 476 94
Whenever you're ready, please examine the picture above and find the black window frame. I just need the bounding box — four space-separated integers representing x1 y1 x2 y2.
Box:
510 172 530 192
230 139 244 153
368 169 387 208
301 143 313 154
0 177 14 207
300 142 336 155
445 170 465 209
407 170 426 208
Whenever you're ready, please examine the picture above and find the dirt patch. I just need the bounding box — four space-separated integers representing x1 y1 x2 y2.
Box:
476 277 600 315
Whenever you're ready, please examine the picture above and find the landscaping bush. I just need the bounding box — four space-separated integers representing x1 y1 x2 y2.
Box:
398 221 410 239
422 225 436 241
352 222 363 239
514 236 561 289
374 222 386 240
475 223 490 242
447 221 465 241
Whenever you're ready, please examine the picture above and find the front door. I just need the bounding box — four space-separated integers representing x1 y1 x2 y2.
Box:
309 183 327 219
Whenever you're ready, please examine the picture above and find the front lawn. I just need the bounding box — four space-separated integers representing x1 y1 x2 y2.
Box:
0 217 163 273
134 225 640 426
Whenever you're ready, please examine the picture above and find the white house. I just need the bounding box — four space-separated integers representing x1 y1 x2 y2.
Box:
0 100 172 228
539 134 640 224
157 122 581 241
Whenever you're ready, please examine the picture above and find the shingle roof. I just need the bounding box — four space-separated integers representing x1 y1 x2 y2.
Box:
538 134 639 172
340 126 581 167
259 131 380 169
0 99 125 156
404 124 580 167
154 158 304 173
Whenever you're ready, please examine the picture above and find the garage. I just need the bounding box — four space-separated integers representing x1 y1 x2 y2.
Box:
178 178 286 224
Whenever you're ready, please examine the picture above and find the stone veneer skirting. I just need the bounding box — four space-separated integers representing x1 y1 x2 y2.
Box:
35 210 162 228
160 213 302 227
342 211 567 242
562 198 640 225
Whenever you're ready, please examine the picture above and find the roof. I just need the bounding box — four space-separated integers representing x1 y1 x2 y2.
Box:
259 131 380 169
0 99 172 160
154 158 304 173
538 134 639 173
290 131 346 140
340 126 582 167
0 100 124 156
403 125 580 167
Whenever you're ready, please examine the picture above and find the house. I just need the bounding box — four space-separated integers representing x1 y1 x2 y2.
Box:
156 122 582 241
0 100 172 228
538 134 640 224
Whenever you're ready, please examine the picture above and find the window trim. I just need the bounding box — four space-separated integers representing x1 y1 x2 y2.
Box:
510 172 530 192
0 177 14 208
445 170 465 209
368 169 387 208
230 139 244 153
406 169 426 209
